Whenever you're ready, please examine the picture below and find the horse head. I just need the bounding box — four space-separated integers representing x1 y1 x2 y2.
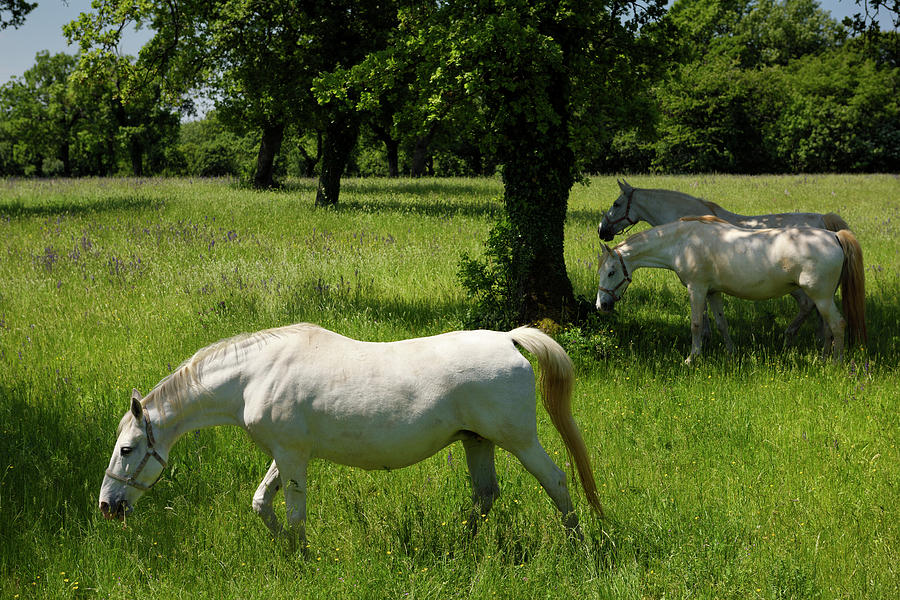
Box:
99 389 170 520
598 179 637 241
595 244 632 312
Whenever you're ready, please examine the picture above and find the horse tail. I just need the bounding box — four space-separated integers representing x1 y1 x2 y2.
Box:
823 212 850 232
835 230 867 345
509 327 604 517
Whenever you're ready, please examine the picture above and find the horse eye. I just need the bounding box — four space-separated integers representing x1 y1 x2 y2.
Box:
120 446 133 457
608 270 616 277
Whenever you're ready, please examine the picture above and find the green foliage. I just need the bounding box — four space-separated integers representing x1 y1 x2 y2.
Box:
0 0 35 30
457 214 520 330
634 0 900 174
653 55 784 173
177 112 257 177
0 51 181 177
771 48 900 171
651 45 900 173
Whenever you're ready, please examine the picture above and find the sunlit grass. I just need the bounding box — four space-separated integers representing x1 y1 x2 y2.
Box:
1 174 898 599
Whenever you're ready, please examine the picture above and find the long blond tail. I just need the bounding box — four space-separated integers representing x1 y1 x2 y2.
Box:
823 212 850 232
509 327 604 517
835 230 867 345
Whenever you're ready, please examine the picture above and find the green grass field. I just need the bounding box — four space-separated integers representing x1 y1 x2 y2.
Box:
1 174 898 599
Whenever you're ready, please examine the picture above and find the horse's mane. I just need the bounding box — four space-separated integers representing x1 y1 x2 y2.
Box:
614 225 669 250
680 215 728 224
132 323 322 426
697 198 726 215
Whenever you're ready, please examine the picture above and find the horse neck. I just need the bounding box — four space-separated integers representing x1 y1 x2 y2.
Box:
635 188 740 225
145 352 246 446
618 226 682 271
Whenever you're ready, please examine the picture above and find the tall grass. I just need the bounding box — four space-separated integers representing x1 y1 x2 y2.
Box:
1 174 897 599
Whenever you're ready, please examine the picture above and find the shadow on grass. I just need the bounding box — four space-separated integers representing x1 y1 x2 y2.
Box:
0 195 165 220
280 275 472 333
0 383 111 567
576 279 899 368
280 177 500 199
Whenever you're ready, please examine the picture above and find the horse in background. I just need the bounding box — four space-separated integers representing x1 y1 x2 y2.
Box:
594 216 866 364
597 179 850 241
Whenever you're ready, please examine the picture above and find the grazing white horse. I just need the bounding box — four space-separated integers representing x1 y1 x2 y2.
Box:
594 217 866 363
597 179 852 344
100 324 603 549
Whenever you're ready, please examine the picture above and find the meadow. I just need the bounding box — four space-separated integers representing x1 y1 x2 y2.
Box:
1 174 897 599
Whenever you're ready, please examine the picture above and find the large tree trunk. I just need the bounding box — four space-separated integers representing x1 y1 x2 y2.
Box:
384 137 400 177
253 121 285 189
499 63 583 324
315 112 359 207
60 140 72 177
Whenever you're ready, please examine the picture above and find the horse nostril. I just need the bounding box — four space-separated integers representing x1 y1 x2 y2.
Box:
100 499 128 520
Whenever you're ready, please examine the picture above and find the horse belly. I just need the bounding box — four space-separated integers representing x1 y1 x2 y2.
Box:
305 373 532 470
713 263 798 300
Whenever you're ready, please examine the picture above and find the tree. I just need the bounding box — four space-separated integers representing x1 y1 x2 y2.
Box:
0 51 179 177
67 0 397 198
397 1 668 324
0 0 35 30
772 48 900 171
0 52 99 176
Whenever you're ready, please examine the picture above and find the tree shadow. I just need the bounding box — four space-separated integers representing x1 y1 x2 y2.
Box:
280 275 472 332
0 195 164 220
566 206 610 230
0 383 111 567
278 178 504 219
576 280 899 366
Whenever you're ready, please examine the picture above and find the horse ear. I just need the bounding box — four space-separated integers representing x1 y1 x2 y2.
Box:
618 179 632 193
130 390 143 420
601 243 613 256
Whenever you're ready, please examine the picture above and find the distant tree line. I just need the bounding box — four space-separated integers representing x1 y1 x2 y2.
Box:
2 0 897 182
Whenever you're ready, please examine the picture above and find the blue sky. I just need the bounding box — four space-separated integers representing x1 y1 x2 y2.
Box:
0 0 895 84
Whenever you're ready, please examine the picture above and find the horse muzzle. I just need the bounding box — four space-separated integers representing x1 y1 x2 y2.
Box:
596 296 616 313
100 498 131 520
597 223 616 242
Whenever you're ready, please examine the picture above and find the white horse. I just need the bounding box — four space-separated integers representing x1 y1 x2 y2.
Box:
594 217 866 363
100 323 603 549
597 179 852 344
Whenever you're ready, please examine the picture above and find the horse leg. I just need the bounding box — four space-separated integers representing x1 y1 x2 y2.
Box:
276 457 310 552
701 309 713 346
462 435 500 532
685 286 709 364
707 293 734 353
785 289 816 347
252 460 283 537
507 440 581 538
814 297 846 362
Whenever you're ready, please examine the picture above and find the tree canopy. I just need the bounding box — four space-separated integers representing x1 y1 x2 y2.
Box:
0 0 35 30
